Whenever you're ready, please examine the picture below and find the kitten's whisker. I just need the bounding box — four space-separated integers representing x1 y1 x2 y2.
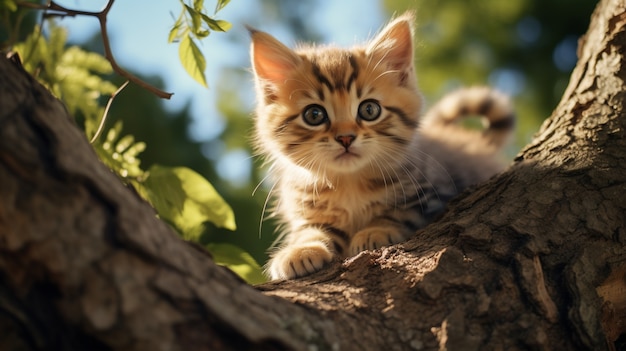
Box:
409 148 457 205
375 140 441 213
371 69 401 84
372 155 398 207
252 168 274 196
397 161 420 208
368 47 390 73
381 156 407 209
287 87 315 100
259 180 279 239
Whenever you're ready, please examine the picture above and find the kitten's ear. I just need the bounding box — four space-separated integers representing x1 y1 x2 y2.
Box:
248 27 301 84
366 11 415 71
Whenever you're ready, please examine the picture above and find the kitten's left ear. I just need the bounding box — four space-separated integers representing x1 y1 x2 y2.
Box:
366 11 415 71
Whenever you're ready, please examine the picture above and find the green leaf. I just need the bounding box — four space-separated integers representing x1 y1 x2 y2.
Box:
214 0 230 13
104 121 121 147
123 141 147 159
168 21 183 43
141 165 236 240
193 0 204 11
195 29 210 38
214 19 232 32
115 134 135 153
178 34 207 87
201 14 231 32
206 243 266 284
14 24 119 135
62 46 113 75
0 0 17 12
94 121 145 179
184 4 201 33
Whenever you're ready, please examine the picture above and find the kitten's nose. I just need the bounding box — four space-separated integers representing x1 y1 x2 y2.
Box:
335 134 356 148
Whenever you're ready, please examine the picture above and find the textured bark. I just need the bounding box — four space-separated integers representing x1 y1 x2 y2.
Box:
0 0 625 350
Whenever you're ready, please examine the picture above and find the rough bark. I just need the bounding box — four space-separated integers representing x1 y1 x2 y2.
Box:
0 0 625 350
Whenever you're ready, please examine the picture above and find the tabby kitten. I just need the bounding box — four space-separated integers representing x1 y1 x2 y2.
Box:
249 12 514 280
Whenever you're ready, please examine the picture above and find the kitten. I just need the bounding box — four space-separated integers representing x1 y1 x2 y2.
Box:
249 12 514 280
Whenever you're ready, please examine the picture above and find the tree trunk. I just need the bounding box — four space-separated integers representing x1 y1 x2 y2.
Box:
1 0 625 350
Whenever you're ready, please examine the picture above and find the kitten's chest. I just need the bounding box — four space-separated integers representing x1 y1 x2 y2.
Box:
291 179 390 233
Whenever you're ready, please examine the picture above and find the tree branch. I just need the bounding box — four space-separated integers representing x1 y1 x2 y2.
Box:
17 0 174 99
90 79 129 143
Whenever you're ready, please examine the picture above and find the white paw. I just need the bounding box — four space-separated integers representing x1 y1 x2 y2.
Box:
267 242 333 280
349 227 407 256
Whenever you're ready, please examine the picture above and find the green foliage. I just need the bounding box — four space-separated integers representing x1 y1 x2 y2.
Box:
206 243 266 284
178 33 208 87
3 5 266 284
94 122 263 283
0 0 20 49
12 24 117 135
132 163 264 283
136 165 236 240
169 0 232 87
0 0 17 12
94 121 146 179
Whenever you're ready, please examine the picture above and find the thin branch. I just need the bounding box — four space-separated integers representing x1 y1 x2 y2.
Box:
17 0 174 99
90 80 130 144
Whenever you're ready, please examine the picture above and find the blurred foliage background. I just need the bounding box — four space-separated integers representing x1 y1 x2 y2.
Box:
1 0 597 274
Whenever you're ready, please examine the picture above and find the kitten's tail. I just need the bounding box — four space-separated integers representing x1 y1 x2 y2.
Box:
421 86 515 148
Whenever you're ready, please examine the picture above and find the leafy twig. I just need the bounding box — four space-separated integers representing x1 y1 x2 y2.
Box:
17 0 173 99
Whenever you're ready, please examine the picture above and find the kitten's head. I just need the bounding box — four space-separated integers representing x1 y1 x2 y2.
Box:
250 12 421 179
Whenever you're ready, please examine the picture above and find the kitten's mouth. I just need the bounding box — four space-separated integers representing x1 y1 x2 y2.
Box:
334 151 360 161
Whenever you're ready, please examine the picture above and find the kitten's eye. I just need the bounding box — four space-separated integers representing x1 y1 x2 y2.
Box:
358 100 382 121
302 104 328 126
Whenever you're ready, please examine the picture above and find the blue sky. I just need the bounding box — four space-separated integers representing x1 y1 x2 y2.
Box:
55 0 385 184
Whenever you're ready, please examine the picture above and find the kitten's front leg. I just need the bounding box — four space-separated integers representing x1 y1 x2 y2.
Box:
267 227 335 280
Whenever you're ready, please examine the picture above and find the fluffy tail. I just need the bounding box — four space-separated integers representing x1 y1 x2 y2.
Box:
421 86 515 148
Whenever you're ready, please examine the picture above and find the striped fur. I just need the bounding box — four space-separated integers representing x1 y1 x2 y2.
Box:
249 12 515 280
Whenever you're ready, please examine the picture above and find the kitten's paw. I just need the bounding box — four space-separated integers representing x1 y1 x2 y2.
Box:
267 243 333 280
349 227 407 256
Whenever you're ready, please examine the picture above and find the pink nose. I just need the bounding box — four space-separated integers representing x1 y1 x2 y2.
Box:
335 134 355 148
